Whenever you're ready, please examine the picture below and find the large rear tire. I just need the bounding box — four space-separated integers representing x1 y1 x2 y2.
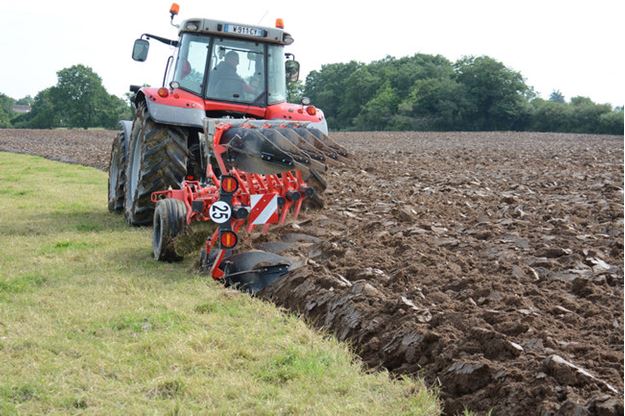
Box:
107 130 127 212
125 104 189 225
153 198 187 261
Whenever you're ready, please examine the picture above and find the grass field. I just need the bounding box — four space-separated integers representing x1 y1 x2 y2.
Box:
0 152 439 415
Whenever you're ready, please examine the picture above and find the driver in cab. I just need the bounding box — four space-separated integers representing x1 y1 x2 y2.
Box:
210 50 255 100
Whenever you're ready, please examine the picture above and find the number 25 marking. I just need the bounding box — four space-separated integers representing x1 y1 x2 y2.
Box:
209 201 231 224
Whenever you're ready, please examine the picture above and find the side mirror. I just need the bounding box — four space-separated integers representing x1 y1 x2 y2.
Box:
132 39 150 62
285 60 300 82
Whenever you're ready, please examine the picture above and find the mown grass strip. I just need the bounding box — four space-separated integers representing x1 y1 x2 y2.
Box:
0 151 439 415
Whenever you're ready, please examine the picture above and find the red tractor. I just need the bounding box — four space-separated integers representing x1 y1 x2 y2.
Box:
108 4 347 292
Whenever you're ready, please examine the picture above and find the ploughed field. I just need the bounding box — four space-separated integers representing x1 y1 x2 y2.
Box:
1 129 623 415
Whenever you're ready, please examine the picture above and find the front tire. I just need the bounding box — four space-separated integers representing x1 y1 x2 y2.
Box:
125 104 189 225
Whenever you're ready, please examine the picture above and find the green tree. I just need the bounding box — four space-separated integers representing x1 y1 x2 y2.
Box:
353 81 399 130
295 52 621 134
17 65 131 129
454 56 530 130
304 61 363 128
369 54 454 94
15 95 34 106
98 94 133 128
568 96 612 133
304 54 456 130
362 54 455 130
598 109 624 134
399 77 468 130
528 98 572 132
14 88 60 128
528 96 622 134
51 65 111 128
342 66 382 127
0 93 15 128
549 90 565 103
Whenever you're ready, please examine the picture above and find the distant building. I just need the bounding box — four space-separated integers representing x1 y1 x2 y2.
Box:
12 104 31 114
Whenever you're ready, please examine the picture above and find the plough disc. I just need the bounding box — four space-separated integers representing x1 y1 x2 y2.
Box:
222 250 292 294
220 128 299 175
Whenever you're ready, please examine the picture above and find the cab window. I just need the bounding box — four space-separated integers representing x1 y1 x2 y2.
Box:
173 34 209 95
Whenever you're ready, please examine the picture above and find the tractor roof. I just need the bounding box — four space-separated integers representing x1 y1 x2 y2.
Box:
179 18 294 45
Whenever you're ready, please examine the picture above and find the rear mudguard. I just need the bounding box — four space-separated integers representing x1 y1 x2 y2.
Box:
143 93 205 128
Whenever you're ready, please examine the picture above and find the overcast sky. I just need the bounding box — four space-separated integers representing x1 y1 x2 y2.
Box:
2 0 623 106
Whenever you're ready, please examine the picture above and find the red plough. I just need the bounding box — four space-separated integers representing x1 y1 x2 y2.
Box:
150 119 347 293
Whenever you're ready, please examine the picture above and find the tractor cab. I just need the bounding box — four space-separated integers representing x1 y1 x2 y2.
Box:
132 15 300 110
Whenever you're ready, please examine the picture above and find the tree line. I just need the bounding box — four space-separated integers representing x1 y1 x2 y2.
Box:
1 58 622 134
0 65 131 129
292 55 623 135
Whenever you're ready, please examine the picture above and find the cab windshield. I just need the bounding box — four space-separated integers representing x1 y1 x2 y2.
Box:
172 33 287 106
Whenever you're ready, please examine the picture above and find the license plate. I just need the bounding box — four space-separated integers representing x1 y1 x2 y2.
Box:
224 24 264 37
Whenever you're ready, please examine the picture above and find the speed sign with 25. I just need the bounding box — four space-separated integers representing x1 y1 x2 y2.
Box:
209 201 231 223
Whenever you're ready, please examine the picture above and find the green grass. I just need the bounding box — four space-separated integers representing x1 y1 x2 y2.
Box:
0 152 440 415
